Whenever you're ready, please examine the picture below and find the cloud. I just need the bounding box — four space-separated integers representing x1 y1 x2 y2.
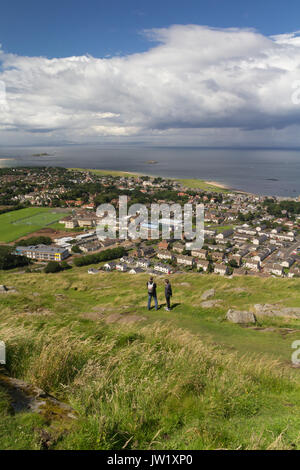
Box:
1 25 300 147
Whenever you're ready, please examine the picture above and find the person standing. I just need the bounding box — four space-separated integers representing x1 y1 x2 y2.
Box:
164 279 172 311
147 277 158 311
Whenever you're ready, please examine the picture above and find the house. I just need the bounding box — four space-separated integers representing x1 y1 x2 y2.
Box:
197 260 210 272
153 263 173 274
212 252 225 262
216 229 234 241
244 259 260 271
65 219 79 229
156 251 174 261
191 249 207 259
172 242 185 254
88 268 100 275
252 234 268 246
77 216 97 228
129 267 145 274
103 261 117 271
280 257 295 268
81 242 101 253
120 256 136 265
136 258 151 269
116 263 128 272
204 229 217 238
15 244 69 262
133 246 155 257
176 255 195 267
158 240 169 251
214 264 229 276
264 263 284 276
288 265 300 278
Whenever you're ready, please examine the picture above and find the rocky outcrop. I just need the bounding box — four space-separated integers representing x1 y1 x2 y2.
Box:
226 309 256 324
201 289 215 301
253 304 300 319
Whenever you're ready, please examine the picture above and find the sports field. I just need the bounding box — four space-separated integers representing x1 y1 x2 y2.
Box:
0 208 69 243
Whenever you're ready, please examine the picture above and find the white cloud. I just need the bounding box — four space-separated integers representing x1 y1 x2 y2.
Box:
1 25 300 146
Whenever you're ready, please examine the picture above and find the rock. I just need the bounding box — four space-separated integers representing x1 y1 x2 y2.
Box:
201 289 215 301
0 285 8 293
201 300 222 309
253 304 300 319
226 309 256 324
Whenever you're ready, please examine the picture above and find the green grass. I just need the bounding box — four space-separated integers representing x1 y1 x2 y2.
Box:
69 168 141 178
0 208 70 243
178 178 231 193
0 269 300 449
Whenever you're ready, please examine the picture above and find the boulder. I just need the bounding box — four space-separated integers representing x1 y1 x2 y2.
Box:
201 289 215 301
226 309 256 324
253 304 300 319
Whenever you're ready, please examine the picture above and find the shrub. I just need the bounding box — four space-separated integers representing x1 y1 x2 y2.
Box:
74 247 126 267
44 261 63 273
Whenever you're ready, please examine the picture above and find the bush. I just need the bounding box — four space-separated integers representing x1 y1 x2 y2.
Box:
16 236 52 247
74 247 126 267
0 246 30 270
44 261 63 273
71 245 82 254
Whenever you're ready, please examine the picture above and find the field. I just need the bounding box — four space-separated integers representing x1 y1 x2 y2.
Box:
178 178 232 193
0 268 300 450
0 208 70 243
69 168 141 178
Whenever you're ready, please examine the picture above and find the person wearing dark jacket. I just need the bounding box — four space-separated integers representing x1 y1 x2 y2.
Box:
147 277 158 310
164 279 172 311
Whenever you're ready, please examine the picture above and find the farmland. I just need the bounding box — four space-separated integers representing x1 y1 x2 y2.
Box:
0 208 70 243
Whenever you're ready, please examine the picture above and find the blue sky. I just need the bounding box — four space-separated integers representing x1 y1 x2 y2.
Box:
1 1 300 148
1 0 300 58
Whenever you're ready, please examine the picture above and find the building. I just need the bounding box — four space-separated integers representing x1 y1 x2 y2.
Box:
216 229 234 241
15 244 69 262
116 263 128 272
212 252 225 262
191 249 207 259
157 251 174 261
214 264 229 276
176 255 195 267
244 259 260 271
153 263 173 274
197 260 210 272
129 267 145 274
172 242 185 254
136 258 151 269
103 261 117 270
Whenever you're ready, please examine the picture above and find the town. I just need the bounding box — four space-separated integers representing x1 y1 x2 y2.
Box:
1 167 300 278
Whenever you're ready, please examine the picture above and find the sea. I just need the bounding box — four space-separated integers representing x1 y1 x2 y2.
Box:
0 145 300 198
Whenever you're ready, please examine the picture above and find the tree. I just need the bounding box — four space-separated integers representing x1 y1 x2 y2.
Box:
44 261 63 273
71 245 82 254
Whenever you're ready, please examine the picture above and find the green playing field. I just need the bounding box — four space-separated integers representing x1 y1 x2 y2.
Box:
0 208 69 243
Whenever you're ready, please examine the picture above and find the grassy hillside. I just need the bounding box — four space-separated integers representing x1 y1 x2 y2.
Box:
0 269 300 450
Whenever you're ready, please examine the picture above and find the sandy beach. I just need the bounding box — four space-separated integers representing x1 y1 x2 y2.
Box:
204 180 231 190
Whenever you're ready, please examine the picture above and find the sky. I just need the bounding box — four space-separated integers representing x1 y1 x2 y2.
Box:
1 0 300 147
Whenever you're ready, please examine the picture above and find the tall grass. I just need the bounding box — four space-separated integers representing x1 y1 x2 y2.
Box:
1 319 299 450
